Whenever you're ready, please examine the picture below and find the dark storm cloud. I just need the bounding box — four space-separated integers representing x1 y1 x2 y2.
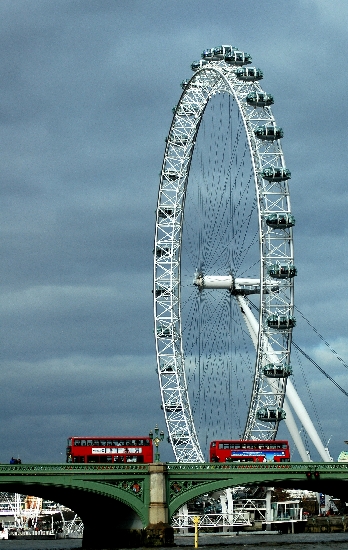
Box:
1 276 154 361
0 0 347 465
0 354 162 463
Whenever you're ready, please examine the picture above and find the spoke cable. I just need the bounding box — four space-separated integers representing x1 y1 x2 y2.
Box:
291 341 348 399
294 305 348 371
292 345 326 443
248 301 348 399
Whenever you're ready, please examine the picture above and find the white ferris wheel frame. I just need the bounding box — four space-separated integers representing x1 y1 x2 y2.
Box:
154 50 303 463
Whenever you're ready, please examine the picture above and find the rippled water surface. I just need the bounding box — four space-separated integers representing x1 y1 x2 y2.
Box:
177 532 348 549
1 533 348 550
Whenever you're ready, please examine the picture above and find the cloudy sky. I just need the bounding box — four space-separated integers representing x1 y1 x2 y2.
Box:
1 0 347 466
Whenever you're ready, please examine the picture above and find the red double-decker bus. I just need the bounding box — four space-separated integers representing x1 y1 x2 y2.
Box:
210 440 290 463
66 436 154 464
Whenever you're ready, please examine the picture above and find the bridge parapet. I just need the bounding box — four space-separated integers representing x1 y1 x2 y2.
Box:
167 462 348 472
1 461 347 473
0 463 150 473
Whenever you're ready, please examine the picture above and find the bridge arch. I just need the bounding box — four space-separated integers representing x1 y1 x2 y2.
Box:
0 465 154 549
167 464 348 519
0 478 147 527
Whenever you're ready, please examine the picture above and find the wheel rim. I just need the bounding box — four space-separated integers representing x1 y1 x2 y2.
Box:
154 48 295 462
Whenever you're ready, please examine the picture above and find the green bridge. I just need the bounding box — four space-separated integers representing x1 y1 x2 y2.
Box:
1 462 347 547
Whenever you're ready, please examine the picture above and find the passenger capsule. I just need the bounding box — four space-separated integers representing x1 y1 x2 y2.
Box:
225 51 252 66
201 48 215 60
246 92 274 107
262 167 291 181
191 59 209 71
181 79 189 89
268 264 297 279
255 125 283 140
212 45 237 58
236 67 263 81
266 213 295 229
267 315 296 329
256 407 286 422
263 363 293 378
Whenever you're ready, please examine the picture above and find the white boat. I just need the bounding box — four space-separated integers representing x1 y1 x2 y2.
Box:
338 451 348 462
0 527 9 540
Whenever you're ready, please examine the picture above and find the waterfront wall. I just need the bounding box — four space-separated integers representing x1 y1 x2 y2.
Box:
305 516 348 533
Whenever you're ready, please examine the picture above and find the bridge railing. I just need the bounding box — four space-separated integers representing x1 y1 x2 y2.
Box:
166 462 348 472
0 463 150 473
0 462 347 474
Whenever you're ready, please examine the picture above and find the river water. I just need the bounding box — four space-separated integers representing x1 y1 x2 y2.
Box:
0 532 348 550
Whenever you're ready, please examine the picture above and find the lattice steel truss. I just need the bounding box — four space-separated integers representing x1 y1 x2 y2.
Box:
154 47 295 462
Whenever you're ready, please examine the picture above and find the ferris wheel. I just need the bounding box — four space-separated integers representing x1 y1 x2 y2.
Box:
154 45 297 463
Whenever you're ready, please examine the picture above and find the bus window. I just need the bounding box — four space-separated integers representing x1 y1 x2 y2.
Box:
73 456 84 463
99 455 112 463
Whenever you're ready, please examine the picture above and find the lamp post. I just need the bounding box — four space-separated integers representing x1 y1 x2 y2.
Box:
149 425 164 462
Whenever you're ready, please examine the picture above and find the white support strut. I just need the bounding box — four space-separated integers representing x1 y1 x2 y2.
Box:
236 295 331 462
237 296 309 461
285 381 332 462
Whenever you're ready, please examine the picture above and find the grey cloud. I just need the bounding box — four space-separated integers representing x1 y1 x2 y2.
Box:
0 0 347 466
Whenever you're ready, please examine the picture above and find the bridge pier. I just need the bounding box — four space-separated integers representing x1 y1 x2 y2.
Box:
143 463 174 546
81 463 173 548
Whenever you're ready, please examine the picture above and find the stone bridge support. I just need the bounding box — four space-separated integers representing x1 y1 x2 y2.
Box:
82 463 174 549
144 463 174 547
